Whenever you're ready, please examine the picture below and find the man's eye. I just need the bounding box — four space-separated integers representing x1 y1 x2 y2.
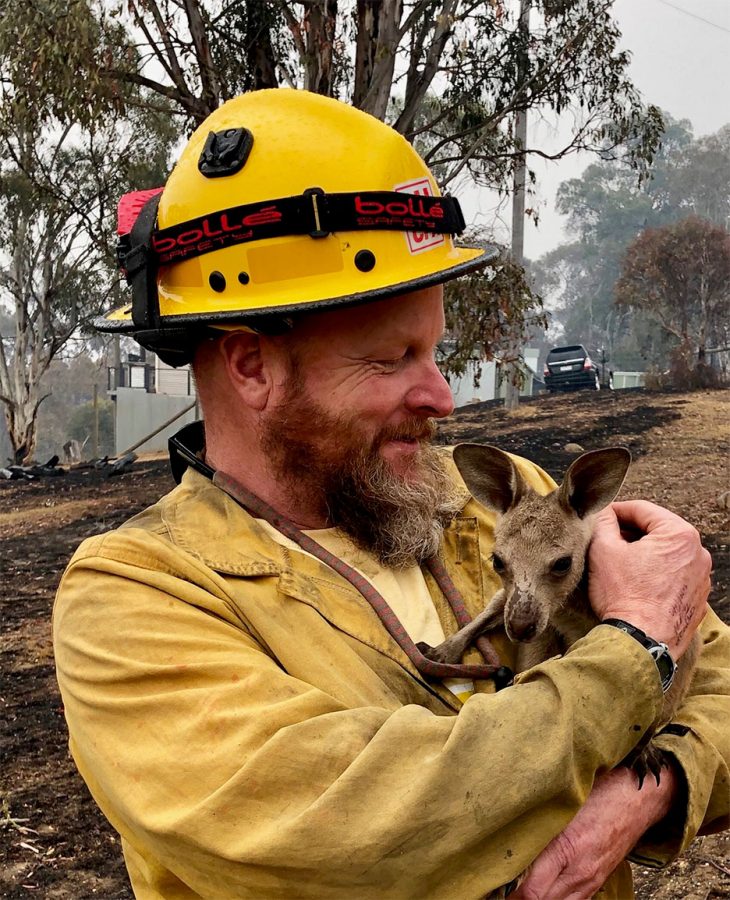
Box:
373 356 404 372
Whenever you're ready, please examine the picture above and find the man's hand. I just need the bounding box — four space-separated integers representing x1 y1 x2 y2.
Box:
511 764 680 900
588 500 711 659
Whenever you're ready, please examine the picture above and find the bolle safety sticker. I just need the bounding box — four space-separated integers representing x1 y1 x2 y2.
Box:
394 178 446 254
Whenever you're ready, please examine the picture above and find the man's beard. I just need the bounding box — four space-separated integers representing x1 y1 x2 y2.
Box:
260 383 462 569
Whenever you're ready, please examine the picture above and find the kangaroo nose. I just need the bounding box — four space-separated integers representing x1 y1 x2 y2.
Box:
509 618 537 643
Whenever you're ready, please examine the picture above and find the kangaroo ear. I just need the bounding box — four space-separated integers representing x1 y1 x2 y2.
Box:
453 443 526 514
559 447 631 518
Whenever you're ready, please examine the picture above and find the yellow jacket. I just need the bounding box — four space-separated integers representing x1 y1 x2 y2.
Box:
53 456 730 899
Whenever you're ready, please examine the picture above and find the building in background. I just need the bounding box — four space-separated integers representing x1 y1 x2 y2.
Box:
109 351 197 455
448 348 542 408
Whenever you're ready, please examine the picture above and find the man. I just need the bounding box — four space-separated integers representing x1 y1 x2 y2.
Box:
54 89 728 899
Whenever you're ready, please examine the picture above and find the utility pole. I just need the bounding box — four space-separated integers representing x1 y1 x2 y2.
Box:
113 335 122 389
92 383 99 460
505 0 530 411
111 279 123 459
511 1 529 268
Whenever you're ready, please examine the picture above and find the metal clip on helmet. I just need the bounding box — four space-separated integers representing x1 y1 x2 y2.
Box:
98 89 499 366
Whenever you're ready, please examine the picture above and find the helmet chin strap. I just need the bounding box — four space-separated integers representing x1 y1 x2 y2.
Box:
122 193 163 333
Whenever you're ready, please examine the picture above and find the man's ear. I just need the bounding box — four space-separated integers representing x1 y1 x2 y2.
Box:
218 331 272 411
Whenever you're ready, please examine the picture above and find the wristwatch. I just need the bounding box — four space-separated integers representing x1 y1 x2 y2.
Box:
602 618 676 692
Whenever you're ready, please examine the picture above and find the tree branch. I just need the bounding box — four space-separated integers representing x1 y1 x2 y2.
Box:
128 0 191 99
183 0 222 114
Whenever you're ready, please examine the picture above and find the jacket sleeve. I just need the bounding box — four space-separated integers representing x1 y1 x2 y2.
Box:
630 607 730 867
54 530 665 899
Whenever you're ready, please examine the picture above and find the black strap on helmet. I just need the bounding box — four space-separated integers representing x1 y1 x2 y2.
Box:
121 193 164 331
148 188 467 268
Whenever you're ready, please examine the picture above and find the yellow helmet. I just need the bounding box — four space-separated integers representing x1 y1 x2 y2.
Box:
98 89 497 364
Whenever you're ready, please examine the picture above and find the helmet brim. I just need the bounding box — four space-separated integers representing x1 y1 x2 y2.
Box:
96 243 500 334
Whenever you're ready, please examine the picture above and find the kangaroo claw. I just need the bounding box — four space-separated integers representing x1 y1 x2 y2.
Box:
625 742 670 789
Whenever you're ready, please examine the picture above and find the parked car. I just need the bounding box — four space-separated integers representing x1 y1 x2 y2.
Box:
543 344 604 392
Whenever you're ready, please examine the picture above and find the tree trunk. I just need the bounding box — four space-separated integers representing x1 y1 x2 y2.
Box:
2 397 39 465
303 0 338 96
183 0 222 114
505 0 531 412
395 0 456 136
503 372 518 410
0 136 61 466
246 0 279 90
697 263 709 367
353 0 401 119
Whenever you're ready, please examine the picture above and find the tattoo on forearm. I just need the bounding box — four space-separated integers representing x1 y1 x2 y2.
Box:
671 585 692 642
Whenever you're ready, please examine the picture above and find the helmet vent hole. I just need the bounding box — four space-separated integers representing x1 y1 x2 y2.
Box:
238 271 250 285
209 271 226 292
354 250 376 272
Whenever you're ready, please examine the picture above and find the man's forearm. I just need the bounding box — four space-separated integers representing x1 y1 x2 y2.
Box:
513 762 682 899
609 762 681 840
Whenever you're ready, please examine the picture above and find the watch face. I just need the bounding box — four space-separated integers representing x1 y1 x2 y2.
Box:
650 645 675 689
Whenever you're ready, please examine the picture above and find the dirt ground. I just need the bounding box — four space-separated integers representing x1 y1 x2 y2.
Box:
1 387 728 899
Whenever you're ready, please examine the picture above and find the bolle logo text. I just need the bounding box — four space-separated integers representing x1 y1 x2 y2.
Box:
153 205 282 255
353 195 443 220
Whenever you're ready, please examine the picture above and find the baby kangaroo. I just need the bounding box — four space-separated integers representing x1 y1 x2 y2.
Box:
426 443 700 787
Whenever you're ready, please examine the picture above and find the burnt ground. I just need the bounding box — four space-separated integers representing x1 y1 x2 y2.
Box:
1 387 729 899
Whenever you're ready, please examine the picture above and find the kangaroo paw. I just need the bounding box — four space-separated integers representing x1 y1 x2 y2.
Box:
416 639 464 665
625 743 671 789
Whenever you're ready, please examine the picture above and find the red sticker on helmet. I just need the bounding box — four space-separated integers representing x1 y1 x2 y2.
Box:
394 178 446 254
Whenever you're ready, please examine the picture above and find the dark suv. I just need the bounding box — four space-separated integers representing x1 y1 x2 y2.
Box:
543 344 601 392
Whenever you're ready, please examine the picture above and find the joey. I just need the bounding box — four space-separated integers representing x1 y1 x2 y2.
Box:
424 444 700 786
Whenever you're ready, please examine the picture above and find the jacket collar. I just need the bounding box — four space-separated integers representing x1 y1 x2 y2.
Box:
165 461 474 577
161 468 491 709
163 468 284 576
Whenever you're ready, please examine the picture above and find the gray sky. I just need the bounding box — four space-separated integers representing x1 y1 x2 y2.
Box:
463 0 730 260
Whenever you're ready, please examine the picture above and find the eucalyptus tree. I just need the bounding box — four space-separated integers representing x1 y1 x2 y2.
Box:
1 0 666 425
533 116 695 364
615 216 730 380
3 0 664 188
0 2 174 462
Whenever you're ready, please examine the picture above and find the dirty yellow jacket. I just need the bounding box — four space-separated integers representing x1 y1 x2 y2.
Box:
53 456 730 899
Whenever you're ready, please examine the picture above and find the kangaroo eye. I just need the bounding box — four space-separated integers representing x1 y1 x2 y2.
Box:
551 556 572 574
491 553 505 574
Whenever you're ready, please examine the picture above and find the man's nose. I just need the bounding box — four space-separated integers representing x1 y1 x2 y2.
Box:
406 359 455 419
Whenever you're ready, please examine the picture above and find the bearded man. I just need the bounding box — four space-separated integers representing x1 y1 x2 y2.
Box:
54 90 729 900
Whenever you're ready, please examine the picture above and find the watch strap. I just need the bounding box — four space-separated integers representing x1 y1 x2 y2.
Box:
602 618 676 692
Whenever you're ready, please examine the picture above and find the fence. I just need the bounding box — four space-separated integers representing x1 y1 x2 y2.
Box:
115 388 198 455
